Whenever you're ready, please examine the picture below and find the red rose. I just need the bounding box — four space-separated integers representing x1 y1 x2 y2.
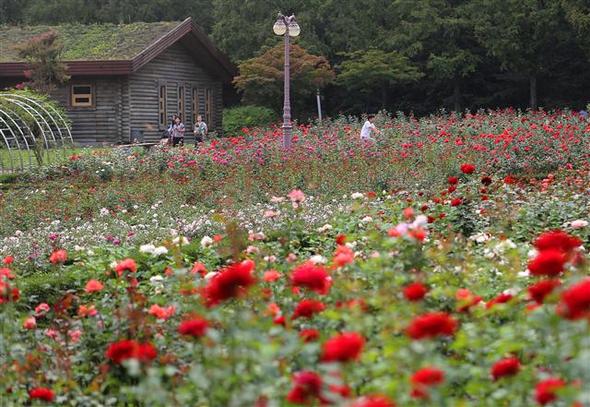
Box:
535 378 566 405
504 175 517 184
403 282 428 302
105 340 137 364
321 332 364 363
460 164 475 174
136 342 157 362
178 317 209 337
486 292 514 309
263 269 281 282
333 245 355 267
115 258 137 276
528 280 561 304
534 230 582 253
447 176 458 185
204 260 256 307
0 267 14 279
448 185 457 193
335 234 347 245
491 357 520 380
450 198 462 207
49 249 67 265
558 278 590 320
2 256 14 265
411 367 445 386
292 299 326 319
29 387 55 402
299 328 320 342
286 371 323 404
456 288 482 312
0 280 19 304
105 339 157 364
406 312 458 340
350 395 396 407
411 367 445 399
528 250 566 277
291 262 331 295
85 279 104 293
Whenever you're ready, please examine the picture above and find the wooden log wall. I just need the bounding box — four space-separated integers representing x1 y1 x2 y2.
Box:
51 77 127 145
129 42 224 143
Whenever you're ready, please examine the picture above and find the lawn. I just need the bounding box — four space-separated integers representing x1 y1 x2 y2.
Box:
1 110 589 406
0 146 101 174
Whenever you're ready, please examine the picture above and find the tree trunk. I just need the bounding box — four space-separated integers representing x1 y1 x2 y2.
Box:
529 75 537 110
453 80 462 112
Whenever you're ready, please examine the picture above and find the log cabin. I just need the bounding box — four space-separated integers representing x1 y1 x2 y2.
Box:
0 18 235 144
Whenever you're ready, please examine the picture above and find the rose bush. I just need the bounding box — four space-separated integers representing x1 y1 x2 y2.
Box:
0 110 589 405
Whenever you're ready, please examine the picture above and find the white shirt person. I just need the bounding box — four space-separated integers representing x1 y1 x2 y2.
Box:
360 115 381 141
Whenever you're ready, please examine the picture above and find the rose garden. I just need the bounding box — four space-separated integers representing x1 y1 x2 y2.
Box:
1 109 589 405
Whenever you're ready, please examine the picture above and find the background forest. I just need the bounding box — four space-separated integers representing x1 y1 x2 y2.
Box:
2 0 590 118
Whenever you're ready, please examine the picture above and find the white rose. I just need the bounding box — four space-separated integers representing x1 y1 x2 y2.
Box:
200 236 214 248
153 246 168 256
140 244 156 254
173 236 189 246
571 219 588 229
309 255 327 264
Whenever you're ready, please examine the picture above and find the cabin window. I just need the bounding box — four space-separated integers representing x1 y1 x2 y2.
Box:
158 85 167 128
70 84 94 107
178 86 185 123
205 88 213 126
192 87 201 124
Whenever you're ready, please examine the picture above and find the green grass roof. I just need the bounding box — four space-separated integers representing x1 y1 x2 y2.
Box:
0 21 181 62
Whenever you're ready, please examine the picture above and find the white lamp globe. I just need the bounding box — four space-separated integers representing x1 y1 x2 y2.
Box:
273 19 287 35
288 22 301 37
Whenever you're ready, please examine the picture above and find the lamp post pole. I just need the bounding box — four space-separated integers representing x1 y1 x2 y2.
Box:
282 22 292 148
274 13 300 149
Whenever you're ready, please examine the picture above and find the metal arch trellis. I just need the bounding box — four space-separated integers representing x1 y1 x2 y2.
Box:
0 107 34 171
5 93 73 145
0 93 73 173
0 113 23 171
5 97 54 146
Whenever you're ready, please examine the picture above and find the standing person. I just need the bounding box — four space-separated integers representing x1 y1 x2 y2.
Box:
360 114 381 142
170 115 185 147
193 114 208 145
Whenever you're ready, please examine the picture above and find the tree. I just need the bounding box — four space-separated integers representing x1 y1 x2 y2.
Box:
387 0 481 112
211 0 326 62
337 49 422 110
233 43 335 116
469 0 574 110
0 0 28 23
17 30 70 94
561 0 590 58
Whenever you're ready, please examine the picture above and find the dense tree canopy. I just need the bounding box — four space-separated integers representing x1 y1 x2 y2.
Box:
234 44 334 114
2 0 590 117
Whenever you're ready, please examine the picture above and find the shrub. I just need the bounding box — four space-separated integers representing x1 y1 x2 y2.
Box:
223 105 276 136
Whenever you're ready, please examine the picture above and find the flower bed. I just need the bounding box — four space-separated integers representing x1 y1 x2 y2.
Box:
0 110 589 405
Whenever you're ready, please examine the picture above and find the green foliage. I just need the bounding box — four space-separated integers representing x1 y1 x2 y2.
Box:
234 43 335 114
223 105 276 136
337 49 422 109
1 22 180 62
16 29 69 94
3 0 590 114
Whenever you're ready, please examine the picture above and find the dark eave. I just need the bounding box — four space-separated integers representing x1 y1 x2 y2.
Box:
0 18 236 82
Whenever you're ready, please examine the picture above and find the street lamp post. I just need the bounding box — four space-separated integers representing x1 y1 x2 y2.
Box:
273 13 300 148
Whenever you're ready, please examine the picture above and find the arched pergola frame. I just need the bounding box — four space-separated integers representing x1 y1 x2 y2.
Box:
0 92 73 172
